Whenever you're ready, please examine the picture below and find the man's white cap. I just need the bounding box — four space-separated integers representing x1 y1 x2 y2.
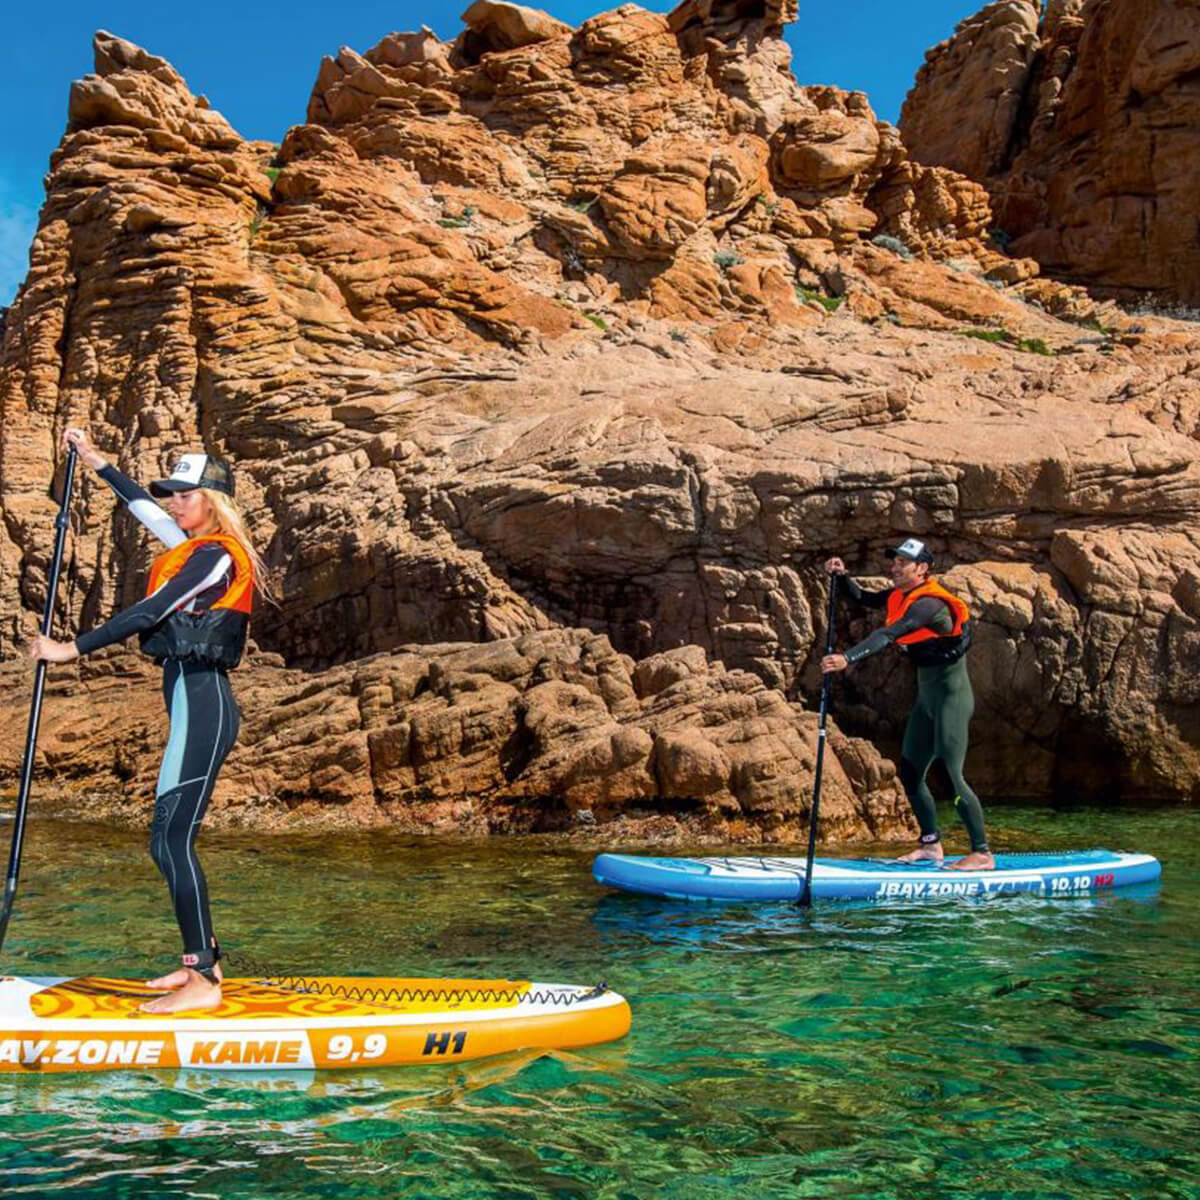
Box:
885 537 934 565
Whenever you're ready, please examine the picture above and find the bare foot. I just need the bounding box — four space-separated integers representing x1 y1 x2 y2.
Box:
146 962 223 990
145 968 190 990
945 851 996 871
896 845 944 865
140 970 222 1014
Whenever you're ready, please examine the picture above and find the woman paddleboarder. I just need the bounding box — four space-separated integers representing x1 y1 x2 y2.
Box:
822 539 994 871
29 429 267 1012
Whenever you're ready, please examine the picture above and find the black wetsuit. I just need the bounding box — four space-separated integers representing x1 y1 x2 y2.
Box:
841 578 989 853
74 466 241 968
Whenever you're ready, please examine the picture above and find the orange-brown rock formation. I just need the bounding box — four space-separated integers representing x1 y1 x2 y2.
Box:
900 0 1200 305
0 7 1197 840
0 630 908 839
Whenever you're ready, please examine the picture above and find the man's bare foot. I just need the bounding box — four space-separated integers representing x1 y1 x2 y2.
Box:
896 845 944 865
945 851 996 871
146 962 223 990
140 970 222 1014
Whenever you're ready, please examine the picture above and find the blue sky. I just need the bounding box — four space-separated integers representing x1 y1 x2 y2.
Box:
0 1 980 305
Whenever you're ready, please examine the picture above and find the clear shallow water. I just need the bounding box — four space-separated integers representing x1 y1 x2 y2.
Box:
1 806 1197 1199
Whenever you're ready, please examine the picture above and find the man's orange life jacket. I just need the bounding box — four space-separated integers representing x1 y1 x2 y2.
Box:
885 578 971 665
141 534 253 667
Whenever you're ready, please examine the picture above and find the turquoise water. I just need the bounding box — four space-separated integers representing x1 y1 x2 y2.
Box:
1 806 1197 1199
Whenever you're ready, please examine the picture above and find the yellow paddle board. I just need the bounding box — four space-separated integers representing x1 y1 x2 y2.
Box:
0 975 631 1072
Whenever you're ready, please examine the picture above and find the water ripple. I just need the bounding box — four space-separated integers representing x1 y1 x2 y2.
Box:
0 806 1197 1197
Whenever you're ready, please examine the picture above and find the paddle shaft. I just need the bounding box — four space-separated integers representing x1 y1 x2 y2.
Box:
799 572 839 907
0 448 77 953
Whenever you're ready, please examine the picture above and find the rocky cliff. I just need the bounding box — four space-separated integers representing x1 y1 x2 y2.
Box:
0 4 1197 838
900 0 1200 305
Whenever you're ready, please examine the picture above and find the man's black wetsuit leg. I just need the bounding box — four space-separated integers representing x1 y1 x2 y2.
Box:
899 693 941 843
927 658 989 853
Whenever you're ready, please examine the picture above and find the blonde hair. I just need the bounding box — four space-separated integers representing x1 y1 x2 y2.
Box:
200 488 278 604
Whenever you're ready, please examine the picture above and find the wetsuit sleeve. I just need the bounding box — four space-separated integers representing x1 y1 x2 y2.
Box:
97 464 186 549
840 577 889 609
75 544 232 655
843 596 954 665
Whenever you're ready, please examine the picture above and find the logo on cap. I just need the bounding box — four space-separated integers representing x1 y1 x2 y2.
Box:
886 537 934 564
150 453 235 498
170 454 206 486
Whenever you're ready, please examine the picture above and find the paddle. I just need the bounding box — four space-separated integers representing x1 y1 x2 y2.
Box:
798 570 838 908
0 447 78 954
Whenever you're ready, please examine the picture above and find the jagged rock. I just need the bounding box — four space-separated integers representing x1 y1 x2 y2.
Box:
0 13 1197 830
900 0 1040 181
838 552 1200 803
69 31 245 149
458 0 573 60
0 630 912 840
901 0 1200 304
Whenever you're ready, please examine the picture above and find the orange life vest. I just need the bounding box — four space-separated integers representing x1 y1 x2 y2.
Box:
145 534 254 613
141 534 254 667
885 578 971 664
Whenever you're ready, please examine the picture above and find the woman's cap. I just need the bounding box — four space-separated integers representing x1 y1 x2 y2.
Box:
885 537 934 565
150 453 235 498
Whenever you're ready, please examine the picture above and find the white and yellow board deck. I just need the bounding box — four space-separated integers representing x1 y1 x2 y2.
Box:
0 975 631 1073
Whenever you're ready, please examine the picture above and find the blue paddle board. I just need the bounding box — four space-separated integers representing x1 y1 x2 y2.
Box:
592 850 1161 902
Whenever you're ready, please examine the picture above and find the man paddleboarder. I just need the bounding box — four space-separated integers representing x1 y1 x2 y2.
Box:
822 539 994 870
29 429 271 1012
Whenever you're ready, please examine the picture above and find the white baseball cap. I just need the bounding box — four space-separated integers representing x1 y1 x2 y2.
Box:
885 537 934 565
150 453 235 498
